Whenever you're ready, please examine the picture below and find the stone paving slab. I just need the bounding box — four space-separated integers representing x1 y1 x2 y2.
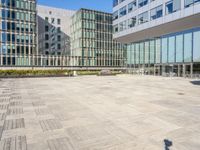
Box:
0 75 200 150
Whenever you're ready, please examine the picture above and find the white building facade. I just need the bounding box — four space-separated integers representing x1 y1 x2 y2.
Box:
113 0 200 76
37 5 75 56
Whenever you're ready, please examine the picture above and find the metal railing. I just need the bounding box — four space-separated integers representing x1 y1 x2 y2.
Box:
0 54 125 69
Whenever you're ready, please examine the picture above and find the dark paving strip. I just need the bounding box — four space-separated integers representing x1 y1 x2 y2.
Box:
9 101 23 107
0 98 10 103
7 108 23 116
35 108 50 116
10 96 22 100
0 136 27 150
0 114 6 121
0 104 9 110
32 101 45 107
3 119 25 130
47 137 76 150
39 119 62 132
0 126 3 140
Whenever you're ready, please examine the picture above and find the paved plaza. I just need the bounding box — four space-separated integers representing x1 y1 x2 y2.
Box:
0 75 200 150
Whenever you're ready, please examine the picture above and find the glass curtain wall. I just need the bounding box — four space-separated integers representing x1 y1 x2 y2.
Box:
127 28 200 66
71 9 126 67
0 0 37 66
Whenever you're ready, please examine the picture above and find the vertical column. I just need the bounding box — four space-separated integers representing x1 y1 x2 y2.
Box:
190 63 193 78
158 66 161 76
183 64 186 78
178 64 181 77
154 65 156 76
0 54 2 66
162 65 165 76
40 55 43 66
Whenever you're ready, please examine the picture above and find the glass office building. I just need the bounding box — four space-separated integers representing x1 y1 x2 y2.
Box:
71 8 126 67
127 28 200 76
0 0 37 66
113 0 200 76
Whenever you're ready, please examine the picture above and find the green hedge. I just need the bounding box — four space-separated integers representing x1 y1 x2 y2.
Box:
77 70 100 75
0 70 123 77
0 70 73 77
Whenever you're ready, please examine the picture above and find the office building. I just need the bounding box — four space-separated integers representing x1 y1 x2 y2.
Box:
71 8 126 67
0 0 37 65
113 0 200 76
37 5 75 56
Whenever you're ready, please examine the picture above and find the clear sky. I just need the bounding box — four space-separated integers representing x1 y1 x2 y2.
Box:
38 0 113 13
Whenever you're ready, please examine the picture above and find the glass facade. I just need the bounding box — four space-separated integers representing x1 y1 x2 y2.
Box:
71 9 126 67
127 28 200 66
0 0 37 65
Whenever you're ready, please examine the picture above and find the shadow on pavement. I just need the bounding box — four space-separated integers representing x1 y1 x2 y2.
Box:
190 80 200 85
164 139 173 150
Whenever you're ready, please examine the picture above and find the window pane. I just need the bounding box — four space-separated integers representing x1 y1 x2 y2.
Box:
150 40 155 63
140 43 144 64
156 39 161 63
162 37 168 63
135 43 140 64
193 30 200 62
176 34 183 62
168 36 175 63
184 33 192 62
127 45 131 65
131 44 135 65
144 41 149 64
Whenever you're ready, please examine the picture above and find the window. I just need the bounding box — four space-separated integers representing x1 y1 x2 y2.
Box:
139 43 144 64
119 21 127 31
138 0 148 8
176 34 183 62
57 27 61 33
193 30 200 62
119 6 127 17
2 33 6 43
161 37 168 63
150 40 155 64
168 36 175 63
151 5 163 20
184 32 192 62
11 11 15 19
45 34 49 40
138 11 149 24
166 1 173 14
45 17 48 22
2 9 6 18
45 43 49 49
57 44 61 50
113 25 119 33
57 35 61 41
128 1 137 13
113 11 118 20
119 0 125 3
45 25 49 32
185 0 200 7
12 22 15 31
155 39 161 63
2 21 6 30
128 17 137 28
113 0 118 7
57 19 61 25
51 18 55 24
166 0 181 15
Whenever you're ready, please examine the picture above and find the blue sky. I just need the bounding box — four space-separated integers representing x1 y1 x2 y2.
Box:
38 0 113 13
